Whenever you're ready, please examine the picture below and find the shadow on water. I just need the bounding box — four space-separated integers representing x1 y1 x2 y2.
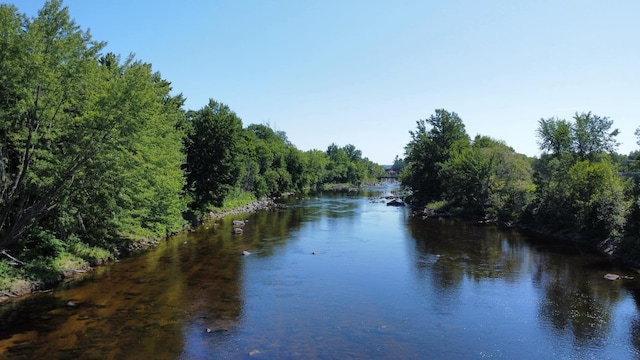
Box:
0 199 320 359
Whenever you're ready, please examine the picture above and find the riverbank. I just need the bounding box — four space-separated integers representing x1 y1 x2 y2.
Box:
206 197 281 221
0 198 282 303
409 200 640 273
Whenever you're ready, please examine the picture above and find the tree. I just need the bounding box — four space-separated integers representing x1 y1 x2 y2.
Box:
532 112 629 240
326 143 349 183
109 68 187 239
1 1 188 254
618 138 640 260
440 135 534 221
536 117 572 157
58 55 187 244
537 112 619 161
572 112 619 160
391 155 405 173
184 100 243 213
0 0 106 249
401 109 470 201
440 145 492 214
322 143 377 185
343 144 362 162
302 149 329 189
243 124 294 197
566 159 629 238
286 147 306 192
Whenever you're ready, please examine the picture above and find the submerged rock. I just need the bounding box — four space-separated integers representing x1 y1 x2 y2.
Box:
386 199 405 206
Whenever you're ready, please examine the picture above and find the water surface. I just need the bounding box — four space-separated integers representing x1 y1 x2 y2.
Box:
1 185 639 359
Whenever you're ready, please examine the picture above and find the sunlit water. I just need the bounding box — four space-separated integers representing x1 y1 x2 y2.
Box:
1 184 640 359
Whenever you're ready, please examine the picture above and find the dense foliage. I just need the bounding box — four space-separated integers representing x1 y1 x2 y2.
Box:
400 109 639 261
184 100 244 213
0 1 384 285
439 136 534 221
183 118 384 217
0 2 187 261
531 114 630 244
401 109 470 201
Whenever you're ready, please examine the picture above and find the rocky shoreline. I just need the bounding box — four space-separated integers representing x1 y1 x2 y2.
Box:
0 198 283 303
205 197 282 221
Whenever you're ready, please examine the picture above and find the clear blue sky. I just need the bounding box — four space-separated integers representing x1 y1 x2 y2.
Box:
14 0 640 164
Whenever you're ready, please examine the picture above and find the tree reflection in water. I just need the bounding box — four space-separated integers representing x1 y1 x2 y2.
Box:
407 216 636 354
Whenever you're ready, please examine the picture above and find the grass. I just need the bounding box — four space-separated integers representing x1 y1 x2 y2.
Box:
0 260 17 291
212 189 258 213
0 256 61 293
425 200 450 211
0 238 115 296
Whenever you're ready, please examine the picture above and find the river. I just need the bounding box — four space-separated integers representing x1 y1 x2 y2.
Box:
1 184 639 359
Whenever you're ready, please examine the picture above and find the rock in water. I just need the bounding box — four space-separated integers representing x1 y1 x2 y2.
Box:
386 198 405 206
604 273 620 281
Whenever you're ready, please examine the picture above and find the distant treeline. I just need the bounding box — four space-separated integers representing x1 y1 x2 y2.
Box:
0 1 384 276
399 109 640 263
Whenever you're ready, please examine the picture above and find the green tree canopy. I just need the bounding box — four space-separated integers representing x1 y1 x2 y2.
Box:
323 143 381 185
184 100 243 213
532 111 627 240
572 112 619 160
391 155 405 173
537 117 572 157
537 112 619 161
440 135 534 221
1 1 187 253
401 109 470 201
